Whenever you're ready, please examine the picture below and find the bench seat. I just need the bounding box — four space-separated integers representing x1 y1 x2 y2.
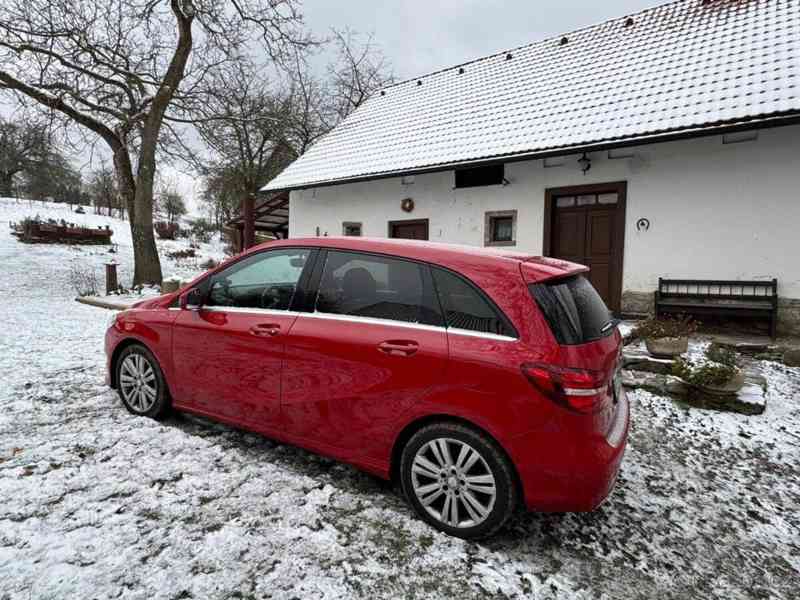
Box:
655 278 778 338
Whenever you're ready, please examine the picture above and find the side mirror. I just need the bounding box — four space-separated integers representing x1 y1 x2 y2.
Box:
181 288 203 311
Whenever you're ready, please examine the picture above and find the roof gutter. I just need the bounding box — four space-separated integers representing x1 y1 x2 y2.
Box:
262 111 800 194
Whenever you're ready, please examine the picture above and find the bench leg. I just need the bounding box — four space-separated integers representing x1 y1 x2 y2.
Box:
770 312 777 339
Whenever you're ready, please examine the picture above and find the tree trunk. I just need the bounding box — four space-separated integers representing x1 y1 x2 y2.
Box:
0 171 14 197
131 184 162 285
113 145 162 286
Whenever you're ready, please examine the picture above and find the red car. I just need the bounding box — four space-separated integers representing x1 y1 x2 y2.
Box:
105 237 628 539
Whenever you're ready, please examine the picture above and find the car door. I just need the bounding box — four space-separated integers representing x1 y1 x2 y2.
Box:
172 247 314 426
281 249 448 460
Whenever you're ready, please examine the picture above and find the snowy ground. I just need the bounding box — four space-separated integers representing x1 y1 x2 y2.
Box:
1 199 798 599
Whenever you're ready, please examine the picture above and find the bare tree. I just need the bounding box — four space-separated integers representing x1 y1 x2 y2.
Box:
282 28 395 157
159 190 188 225
88 164 119 217
195 61 296 198
0 0 310 284
0 117 51 197
327 28 395 121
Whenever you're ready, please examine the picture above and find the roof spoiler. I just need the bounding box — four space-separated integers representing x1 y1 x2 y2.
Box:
518 256 589 285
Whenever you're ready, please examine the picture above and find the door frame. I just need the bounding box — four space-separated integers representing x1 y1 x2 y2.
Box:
542 181 627 313
388 218 429 240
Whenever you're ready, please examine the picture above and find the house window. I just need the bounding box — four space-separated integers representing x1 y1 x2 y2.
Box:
484 210 517 247
455 164 504 188
342 222 362 236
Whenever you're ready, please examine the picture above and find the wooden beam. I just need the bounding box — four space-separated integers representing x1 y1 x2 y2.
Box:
242 194 255 251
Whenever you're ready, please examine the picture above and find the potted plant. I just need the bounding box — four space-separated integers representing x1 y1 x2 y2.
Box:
672 345 745 396
635 315 699 358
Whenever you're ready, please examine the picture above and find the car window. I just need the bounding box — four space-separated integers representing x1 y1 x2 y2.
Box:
529 275 612 344
315 250 442 326
432 268 517 337
206 248 310 310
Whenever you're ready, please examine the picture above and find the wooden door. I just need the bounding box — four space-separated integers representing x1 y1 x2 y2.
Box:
389 219 429 240
545 183 626 313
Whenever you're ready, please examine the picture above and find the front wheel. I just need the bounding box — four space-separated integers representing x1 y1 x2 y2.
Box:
400 423 518 539
115 344 170 420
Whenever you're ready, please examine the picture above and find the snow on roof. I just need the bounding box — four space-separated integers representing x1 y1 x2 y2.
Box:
264 0 800 192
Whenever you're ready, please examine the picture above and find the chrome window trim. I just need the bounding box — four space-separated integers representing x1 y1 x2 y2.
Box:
446 327 518 343
305 311 446 333
201 306 300 317
303 311 518 342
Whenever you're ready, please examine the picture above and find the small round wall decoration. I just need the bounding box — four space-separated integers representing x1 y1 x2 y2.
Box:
401 197 415 213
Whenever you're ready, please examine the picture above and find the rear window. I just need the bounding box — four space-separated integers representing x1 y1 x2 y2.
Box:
529 275 612 345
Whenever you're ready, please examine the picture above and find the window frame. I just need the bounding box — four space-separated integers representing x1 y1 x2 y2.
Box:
300 248 520 341
342 221 363 236
484 210 517 247
307 249 444 328
194 246 320 314
430 266 519 340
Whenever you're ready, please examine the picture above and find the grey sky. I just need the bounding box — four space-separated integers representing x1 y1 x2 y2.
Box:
1 0 654 210
302 0 653 82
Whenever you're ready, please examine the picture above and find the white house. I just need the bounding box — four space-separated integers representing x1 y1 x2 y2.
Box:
263 0 800 334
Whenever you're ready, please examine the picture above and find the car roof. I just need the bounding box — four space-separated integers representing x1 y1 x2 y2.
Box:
253 236 585 283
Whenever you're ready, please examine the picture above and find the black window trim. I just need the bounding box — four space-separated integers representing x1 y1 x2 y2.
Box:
430 265 519 340
182 246 320 314
295 246 519 341
307 248 443 328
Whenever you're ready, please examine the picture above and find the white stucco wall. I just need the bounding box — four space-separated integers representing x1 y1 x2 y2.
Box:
289 124 800 300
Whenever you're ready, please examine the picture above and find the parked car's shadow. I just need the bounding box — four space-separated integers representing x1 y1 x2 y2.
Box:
158 409 611 548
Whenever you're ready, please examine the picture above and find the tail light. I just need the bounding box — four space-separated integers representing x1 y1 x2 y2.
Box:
521 362 609 414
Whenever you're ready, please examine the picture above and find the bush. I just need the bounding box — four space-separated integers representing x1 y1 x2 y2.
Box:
166 247 197 260
69 262 99 297
672 346 740 387
189 218 216 243
705 344 737 367
154 221 178 240
636 315 699 340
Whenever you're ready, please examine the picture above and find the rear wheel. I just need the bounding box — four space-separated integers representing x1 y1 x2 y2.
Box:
400 422 518 539
115 344 170 420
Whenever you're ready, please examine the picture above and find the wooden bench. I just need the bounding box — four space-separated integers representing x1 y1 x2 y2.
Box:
655 278 778 338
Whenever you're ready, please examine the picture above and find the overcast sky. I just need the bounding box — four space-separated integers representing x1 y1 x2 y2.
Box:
2 0 654 211
302 0 653 82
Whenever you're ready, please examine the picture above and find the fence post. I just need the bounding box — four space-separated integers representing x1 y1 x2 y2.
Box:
105 262 118 295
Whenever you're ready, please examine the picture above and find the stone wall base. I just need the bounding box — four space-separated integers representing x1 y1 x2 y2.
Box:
620 290 800 336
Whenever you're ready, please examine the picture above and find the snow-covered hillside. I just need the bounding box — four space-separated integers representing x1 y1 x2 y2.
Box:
0 197 226 290
0 197 798 599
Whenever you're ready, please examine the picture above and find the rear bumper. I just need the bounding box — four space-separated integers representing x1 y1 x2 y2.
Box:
510 389 629 512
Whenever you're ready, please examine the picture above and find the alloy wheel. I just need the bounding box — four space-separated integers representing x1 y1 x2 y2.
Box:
119 354 158 413
410 438 497 529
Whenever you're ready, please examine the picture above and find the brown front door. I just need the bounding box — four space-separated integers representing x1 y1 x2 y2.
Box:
389 219 429 240
544 182 626 313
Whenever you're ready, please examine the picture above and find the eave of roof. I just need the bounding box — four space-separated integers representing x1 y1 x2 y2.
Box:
264 111 800 193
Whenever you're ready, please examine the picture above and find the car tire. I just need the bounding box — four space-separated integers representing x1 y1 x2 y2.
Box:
400 422 518 539
115 344 171 420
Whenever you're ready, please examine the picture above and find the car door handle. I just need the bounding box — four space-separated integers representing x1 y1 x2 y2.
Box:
378 340 419 357
250 323 281 337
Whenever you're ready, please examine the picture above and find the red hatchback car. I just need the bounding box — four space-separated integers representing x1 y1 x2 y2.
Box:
105 237 628 538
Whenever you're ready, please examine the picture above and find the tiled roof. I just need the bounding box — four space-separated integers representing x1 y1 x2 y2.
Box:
264 0 800 192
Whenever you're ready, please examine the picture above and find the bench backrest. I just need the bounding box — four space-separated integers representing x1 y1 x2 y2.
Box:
658 278 777 302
